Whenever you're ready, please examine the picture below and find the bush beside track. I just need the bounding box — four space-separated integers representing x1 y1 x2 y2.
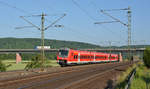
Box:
143 47 150 68
129 63 150 89
115 63 136 89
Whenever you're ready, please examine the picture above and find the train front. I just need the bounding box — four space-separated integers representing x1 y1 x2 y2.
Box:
57 49 69 67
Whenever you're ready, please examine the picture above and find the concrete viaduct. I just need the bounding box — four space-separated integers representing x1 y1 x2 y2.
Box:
0 48 145 59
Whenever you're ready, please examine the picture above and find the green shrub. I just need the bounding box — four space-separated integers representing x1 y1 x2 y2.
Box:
25 54 44 70
143 47 150 68
130 64 150 89
0 61 6 72
130 78 147 89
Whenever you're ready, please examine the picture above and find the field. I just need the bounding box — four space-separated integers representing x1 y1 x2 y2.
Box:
2 60 59 71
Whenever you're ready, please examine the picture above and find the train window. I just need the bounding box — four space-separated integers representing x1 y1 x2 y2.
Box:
103 56 106 59
95 56 98 59
74 55 78 59
109 56 115 59
91 56 94 59
95 56 106 59
84 56 86 59
86 56 88 59
96 56 99 59
80 55 84 59
59 50 69 57
80 56 82 59
82 56 84 59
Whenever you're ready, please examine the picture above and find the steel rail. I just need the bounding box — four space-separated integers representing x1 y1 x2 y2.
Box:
16 62 132 89
0 63 115 86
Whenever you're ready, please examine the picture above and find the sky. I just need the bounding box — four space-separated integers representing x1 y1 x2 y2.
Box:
0 0 149 46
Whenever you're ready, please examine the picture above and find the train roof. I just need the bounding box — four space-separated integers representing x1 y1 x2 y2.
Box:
58 48 118 56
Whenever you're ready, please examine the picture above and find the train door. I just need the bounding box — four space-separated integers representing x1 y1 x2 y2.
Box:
73 52 78 63
78 53 80 63
109 54 111 62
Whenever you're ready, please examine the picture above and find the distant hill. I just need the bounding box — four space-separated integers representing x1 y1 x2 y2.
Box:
0 38 149 49
0 38 101 49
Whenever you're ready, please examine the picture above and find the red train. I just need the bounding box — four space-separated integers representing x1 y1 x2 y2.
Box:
57 49 121 67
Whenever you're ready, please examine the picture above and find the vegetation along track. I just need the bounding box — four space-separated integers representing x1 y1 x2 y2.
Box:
0 62 134 89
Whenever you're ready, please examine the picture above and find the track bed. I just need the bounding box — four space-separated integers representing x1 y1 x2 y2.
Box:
0 62 134 89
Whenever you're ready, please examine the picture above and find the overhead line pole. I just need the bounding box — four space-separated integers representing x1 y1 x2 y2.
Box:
41 13 45 65
108 41 112 55
95 7 132 60
18 13 66 66
127 7 131 60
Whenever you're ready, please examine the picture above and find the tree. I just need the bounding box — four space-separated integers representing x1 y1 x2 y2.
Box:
143 47 150 68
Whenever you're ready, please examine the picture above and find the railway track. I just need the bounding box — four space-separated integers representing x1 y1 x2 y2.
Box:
0 63 112 83
0 62 134 89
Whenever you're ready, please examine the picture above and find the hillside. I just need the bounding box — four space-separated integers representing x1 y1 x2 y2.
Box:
0 38 101 49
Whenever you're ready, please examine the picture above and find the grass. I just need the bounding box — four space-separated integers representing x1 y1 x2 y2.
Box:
2 59 59 71
115 62 150 89
115 64 136 89
7 63 27 71
129 63 150 89
45 60 60 67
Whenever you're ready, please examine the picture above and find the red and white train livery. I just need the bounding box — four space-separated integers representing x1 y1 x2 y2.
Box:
57 49 120 66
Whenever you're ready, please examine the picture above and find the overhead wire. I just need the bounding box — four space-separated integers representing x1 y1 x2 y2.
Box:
90 1 149 46
72 0 126 44
0 0 61 25
0 0 31 14
0 0 80 45
71 0 96 21
0 0 67 39
0 0 128 46
0 1 47 38
91 1 127 41
63 26 100 45
90 2 129 43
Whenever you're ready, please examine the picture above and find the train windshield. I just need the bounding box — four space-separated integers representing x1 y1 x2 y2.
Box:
59 50 69 57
